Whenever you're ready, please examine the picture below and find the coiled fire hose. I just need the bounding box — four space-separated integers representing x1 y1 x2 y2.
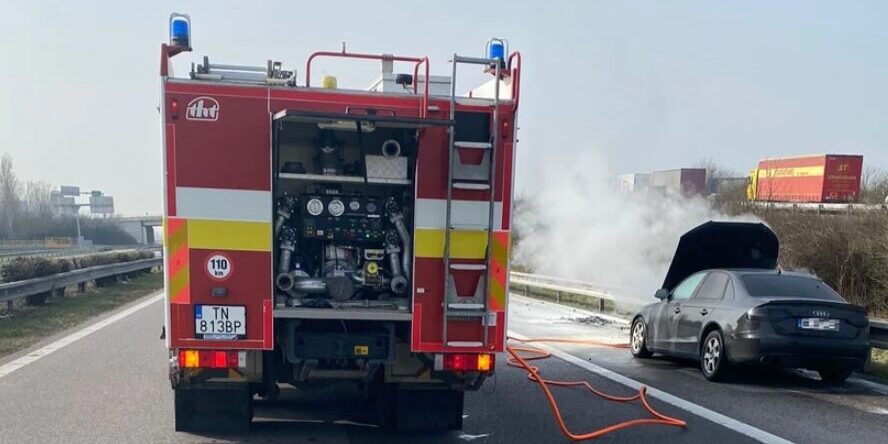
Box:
505 336 687 441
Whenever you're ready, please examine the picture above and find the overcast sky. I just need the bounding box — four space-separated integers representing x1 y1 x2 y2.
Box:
2 1 887 215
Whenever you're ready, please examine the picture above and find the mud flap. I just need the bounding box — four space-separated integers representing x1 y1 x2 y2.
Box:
174 383 253 433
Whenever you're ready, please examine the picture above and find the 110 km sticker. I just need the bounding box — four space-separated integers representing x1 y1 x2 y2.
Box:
206 253 232 280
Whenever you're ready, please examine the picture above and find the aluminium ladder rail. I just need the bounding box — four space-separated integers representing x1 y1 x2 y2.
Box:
442 54 502 349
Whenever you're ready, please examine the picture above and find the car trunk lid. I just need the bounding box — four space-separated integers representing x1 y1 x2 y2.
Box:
758 300 867 339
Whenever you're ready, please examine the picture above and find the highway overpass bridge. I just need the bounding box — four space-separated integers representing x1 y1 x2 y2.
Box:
115 215 162 244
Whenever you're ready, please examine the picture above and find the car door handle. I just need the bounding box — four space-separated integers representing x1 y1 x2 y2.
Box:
700 309 709 316
673 306 681 314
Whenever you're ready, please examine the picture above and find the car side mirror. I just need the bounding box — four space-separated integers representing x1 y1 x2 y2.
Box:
655 289 670 300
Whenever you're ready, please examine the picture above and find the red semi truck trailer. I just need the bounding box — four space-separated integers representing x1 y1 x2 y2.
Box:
160 15 521 432
746 154 863 203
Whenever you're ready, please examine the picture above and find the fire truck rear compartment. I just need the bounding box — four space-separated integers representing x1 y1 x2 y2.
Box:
270 113 424 374
271 113 426 315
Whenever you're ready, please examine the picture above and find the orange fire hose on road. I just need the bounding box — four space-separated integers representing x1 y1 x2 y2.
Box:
505 336 687 441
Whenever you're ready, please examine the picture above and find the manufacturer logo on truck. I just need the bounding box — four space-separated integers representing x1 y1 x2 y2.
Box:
185 96 219 121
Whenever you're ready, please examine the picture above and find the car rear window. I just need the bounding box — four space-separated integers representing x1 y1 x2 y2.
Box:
740 274 845 301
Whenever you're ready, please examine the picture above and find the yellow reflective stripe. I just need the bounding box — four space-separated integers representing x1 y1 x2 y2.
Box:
164 217 190 304
757 166 824 178
187 219 272 252
491 232 509 268
414 229 488 259
165 218 188 254
168 266 190 302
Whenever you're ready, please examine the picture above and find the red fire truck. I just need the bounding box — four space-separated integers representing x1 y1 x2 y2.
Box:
161 14 521 432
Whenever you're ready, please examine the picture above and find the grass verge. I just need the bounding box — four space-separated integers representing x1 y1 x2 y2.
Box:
0 271 163 358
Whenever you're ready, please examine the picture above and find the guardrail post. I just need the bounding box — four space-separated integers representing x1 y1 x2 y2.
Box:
53 288 64 299
6 300 12 311
598 298 605 312
524 284 529 297
555 290 561 303
77 282 86 292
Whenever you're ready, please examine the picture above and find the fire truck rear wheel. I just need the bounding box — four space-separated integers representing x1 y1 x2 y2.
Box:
174 384 253 433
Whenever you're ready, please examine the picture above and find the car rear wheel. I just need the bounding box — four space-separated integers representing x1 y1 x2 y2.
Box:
630 318 653 358
700 330 730 382
818 368 852 385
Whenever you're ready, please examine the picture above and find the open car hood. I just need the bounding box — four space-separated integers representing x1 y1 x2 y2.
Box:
661 221 778 291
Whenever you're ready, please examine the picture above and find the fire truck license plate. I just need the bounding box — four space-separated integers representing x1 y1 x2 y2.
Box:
194 305 246 340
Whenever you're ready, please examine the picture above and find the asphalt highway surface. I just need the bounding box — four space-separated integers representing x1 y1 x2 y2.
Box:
1 291 886 443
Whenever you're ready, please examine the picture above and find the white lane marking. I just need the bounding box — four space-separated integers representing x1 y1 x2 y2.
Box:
508 330 794 444
0 293 164 379
458 433 491 441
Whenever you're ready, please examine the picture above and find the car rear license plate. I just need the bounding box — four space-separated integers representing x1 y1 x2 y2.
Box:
797 317 839 331
195 305 246 340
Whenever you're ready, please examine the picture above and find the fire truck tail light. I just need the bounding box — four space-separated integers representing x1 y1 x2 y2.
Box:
177 350 246 369
477 354 492 371
179 350 199 368
436 353 495 372
214 351 227 368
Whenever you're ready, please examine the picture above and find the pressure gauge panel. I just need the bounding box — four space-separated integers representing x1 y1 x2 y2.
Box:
300 193 386 242
306 198 324 216
327 199 345 217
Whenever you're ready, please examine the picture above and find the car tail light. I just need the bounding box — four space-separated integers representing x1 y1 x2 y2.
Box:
178 350 246 369
741 306 768 331
435 353 495 372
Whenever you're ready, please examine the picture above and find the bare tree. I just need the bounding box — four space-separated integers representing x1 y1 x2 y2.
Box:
695 158 740 195
23 180 54 217
0 153 20 239
860 166 888 204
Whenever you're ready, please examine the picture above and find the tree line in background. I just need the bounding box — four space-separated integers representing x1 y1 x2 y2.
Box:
701 161 888 315
0 153 136 245
512 160 888 317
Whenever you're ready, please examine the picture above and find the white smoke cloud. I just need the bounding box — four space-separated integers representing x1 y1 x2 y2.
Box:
513 151 758 308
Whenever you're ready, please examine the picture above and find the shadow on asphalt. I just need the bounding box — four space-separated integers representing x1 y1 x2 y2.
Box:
181 384 469 444
643 354 881 396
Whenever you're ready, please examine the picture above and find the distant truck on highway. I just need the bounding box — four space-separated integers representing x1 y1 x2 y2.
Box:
649 168 707 196
159 14 521 432
746 154 863 203
619 169 707 196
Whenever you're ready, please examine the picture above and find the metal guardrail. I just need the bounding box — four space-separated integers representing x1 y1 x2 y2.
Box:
0 245 161 265
510 271 616 312
511 271 888 350
871 320 888 350
751 201 888 213
0 258 162 307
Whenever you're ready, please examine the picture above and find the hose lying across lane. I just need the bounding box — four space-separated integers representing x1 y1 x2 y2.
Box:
505 336 687 441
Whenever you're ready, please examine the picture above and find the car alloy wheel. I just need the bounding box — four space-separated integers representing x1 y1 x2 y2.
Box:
630 319 652 358
701 330 729 381
702 336 720 374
